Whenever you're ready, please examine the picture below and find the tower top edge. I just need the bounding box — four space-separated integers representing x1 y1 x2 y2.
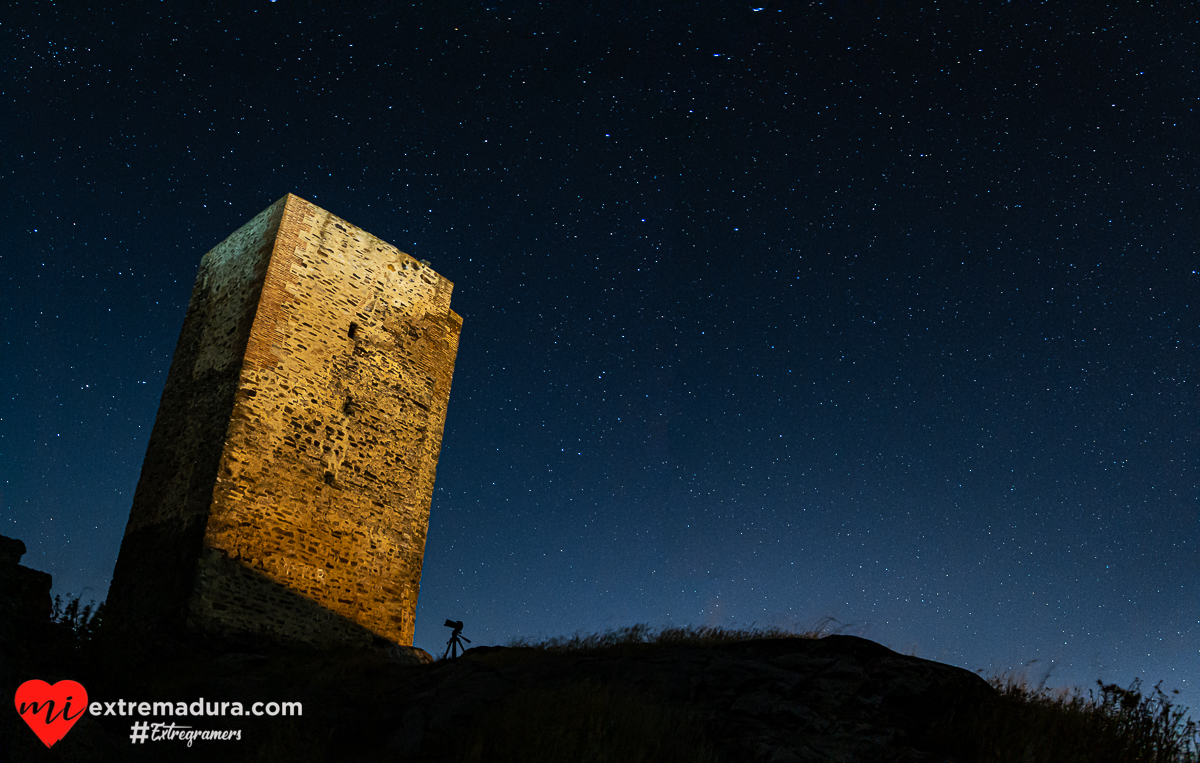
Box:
264 193 453 287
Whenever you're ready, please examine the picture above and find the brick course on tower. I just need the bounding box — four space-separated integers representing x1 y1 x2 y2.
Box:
105 194 461 647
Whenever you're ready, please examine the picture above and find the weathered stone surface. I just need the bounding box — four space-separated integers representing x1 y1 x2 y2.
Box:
390 644 435 665
105 194 461 648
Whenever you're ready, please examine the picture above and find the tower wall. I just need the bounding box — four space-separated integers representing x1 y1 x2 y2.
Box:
106 194 460 647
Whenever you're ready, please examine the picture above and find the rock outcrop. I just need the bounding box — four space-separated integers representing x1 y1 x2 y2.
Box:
0 534 55 651
361 635 999 762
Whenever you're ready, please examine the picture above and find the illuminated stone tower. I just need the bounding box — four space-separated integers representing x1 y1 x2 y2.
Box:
106 194 461 647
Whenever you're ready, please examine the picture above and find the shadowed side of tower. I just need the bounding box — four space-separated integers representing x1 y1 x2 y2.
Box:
106 194 461 647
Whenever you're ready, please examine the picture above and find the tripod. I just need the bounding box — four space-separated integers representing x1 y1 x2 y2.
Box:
443 619 471 659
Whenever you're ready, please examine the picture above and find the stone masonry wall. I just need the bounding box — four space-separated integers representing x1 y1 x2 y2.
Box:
106 197 287 635
107 194 460 647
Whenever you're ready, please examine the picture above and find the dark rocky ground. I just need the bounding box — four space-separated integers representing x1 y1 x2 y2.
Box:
377 635 999 763
3 625 998 762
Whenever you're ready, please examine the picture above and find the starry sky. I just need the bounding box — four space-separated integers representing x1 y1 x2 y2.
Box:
2 2 1196 711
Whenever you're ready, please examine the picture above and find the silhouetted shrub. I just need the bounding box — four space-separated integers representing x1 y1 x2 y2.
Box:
971 674 1198 763
51 594 105 647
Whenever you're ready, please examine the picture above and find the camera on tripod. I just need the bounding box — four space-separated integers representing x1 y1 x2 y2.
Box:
442 619 470 659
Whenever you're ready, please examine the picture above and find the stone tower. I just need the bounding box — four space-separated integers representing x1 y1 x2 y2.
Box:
106 194 461 647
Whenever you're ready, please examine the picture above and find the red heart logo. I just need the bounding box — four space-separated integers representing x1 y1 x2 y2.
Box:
14 679 89 748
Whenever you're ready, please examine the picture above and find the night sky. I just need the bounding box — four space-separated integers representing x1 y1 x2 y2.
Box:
3 2 1196 712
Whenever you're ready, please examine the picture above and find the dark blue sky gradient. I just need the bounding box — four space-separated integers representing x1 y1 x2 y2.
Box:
2 2 1196 711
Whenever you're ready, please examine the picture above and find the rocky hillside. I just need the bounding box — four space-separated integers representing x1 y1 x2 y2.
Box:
371 635 997 763
4 628 998 762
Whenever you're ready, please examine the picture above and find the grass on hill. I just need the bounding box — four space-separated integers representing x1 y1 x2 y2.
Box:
972 673 1198 763
499 623 1198 763
505 621 826 652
